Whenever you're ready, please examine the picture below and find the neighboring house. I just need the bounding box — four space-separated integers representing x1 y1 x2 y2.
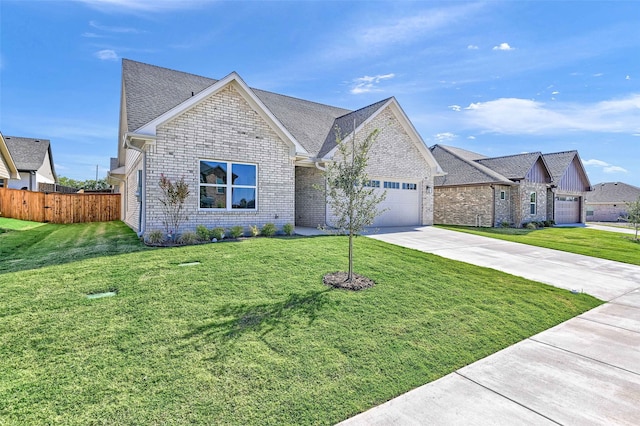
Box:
0 132 21 188
109 59 443 237
586 182 640 222
3 135 57 191
430 145 591 227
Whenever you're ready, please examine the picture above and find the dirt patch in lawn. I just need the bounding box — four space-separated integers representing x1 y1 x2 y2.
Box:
323 271 375 291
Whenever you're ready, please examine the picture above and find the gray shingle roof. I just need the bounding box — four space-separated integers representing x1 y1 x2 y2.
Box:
542 150 578 183
122 59 376 158
430 144 513 186
3 136 52 171
476 152 544 180
588 182 640 203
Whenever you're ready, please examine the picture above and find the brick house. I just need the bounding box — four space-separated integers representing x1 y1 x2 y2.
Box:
430 145 590 227
586 182 640 222
109 60 443 237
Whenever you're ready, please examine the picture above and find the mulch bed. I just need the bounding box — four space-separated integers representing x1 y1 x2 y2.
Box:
323 271 375 291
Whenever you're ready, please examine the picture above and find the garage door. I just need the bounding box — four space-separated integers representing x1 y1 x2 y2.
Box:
371 179 421 227
555 196 581 224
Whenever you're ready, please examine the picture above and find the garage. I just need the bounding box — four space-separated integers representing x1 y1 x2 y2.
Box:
555 196 581 224
371 179 421 227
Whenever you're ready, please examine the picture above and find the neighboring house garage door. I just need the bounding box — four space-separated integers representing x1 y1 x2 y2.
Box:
371 179 421 227
555 196 581 224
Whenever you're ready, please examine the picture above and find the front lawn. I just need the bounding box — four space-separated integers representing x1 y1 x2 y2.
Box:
438 225 640 266
0 222 601 425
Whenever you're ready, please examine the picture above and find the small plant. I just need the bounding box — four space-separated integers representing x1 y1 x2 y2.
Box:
249 225 260 237
158 174 190 237
177 231 197 245
229 225 245 239
261 223 277 237
500 221 510 228
210 227 225 241
525 222 537 230
146 229 165 245
195 225 210 242
282 223 294 236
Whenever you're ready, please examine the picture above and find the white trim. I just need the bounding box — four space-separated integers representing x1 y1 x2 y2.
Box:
135 72 308 157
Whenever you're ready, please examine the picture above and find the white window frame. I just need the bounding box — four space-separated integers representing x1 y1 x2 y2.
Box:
199 160 258 211
530 192 536 215
500 190 506 200
384 181 400 189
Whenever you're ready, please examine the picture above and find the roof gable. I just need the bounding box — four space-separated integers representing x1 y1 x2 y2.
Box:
430 144 513 186
0 133 20 179
3 135 53 173
542 150 591 190
476 152 548 181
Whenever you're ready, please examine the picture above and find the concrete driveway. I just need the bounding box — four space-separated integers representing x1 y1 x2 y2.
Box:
338 226 640 425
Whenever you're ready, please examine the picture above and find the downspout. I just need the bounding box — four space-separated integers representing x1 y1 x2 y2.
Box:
124 134 147 237
490 184 495 227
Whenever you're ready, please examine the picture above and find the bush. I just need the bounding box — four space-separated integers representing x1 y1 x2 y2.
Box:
283 223 294 236
210 227 225 241
499 221 511 228
229 225 244 239
146 230 165 245
195 225 210 242
261 223 277 237
525 222 537 230
177 232 197 245
249 225 260 237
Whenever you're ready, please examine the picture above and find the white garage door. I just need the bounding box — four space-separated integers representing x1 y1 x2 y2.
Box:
371 180 421 227
555 196 581 224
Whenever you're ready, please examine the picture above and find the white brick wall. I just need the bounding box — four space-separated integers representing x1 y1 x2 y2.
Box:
144 84 294 235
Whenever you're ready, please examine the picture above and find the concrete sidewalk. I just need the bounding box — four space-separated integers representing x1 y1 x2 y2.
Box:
338 226 640 425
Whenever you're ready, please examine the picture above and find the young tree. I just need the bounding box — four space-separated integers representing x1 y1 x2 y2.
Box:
323 125 387 285
158 174 190 239
625 196 640 241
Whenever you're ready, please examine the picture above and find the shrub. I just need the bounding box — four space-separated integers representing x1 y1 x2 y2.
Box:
283 223 294 236
146 230 165 245
525 222 537 230
249 225 260 237
261 223 276 237
499 221 510 228
195 225 210 242
177 232 197 245
229 225 244 239
210 227 225 241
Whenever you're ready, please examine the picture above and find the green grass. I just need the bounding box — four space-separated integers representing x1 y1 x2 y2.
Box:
0 222 601 425
0 217 47 232
438 225 640 266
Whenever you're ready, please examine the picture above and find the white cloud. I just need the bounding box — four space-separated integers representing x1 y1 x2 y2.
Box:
493 42 514 51
552 91 560 95
626 75 631 80
435 132 456 142
89 20 144 34
467 44 479 50
448 105 462 112
350 73 395 94
95 49 118 61
82 32 105 38
77 0 201 13
460 94 640 135
467 135 476 140
593 73 604 77
583 159 627 174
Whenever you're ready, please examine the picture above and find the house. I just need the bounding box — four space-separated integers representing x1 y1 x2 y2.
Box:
109 59 443 237
2 135 57 191
0 132 21 188
586 182 640 222
430 145 590 227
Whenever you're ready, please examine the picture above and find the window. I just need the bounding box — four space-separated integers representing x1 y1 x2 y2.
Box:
530 192 536 215
384 181 400 189
500 190 506 200
586 209 594 217
365 180 380 188
199 160 257 210
402 183 417 190
0 179 4 188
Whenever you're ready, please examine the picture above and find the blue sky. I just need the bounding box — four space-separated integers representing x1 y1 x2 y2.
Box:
1 0 639 186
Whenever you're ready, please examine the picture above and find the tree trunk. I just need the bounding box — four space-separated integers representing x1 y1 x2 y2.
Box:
347 230 354 282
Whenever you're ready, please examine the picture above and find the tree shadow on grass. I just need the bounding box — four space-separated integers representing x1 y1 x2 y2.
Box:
181 288 333 360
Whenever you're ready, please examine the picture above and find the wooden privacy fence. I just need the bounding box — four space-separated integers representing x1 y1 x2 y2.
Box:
0 187 121 224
